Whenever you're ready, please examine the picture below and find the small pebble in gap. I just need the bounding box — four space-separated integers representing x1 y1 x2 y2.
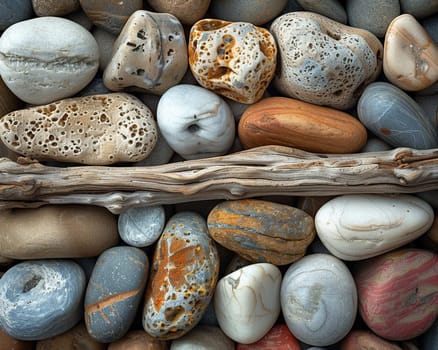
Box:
297 0 347 24
170 325 234 350
147 0 211 25
237 324 301 350
118 205 166 247
0 0 34 31
108 330 169 350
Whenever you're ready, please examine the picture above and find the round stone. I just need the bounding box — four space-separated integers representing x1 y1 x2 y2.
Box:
281 254 357 347
170 325 234 350
0 75 22 118
0 260 85 341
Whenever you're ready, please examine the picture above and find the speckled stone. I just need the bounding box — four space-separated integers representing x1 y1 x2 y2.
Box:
108 330 169 350
354 249 438 341
143 212 219 340
340 329 401 350
297 0 347 24
32 0 79 16
0 327 34 350
237 324 301 350
358 82 438 149
0 0 34 31
118 205 166 247
148 0 211 25
170 325 234 350
281 254 357 347
0 260 85 341
85 246 149 343
400 0 438 19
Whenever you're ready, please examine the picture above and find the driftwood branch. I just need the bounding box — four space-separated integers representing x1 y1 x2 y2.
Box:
0 146 437 213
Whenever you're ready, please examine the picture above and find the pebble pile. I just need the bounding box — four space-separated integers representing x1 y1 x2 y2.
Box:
0 1 437 349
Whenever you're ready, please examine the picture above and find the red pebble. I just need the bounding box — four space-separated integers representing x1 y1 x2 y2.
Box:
237 324 300 350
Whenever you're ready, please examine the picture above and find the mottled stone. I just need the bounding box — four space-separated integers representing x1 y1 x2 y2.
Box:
157 84 235 160
0 17 99 105
281 254 357 347
32 0 79 16
93 27 116 71
215 263 281 344
0 260 85 340
79 0 143 34
118 206 166 247
104 10 187 95
0 205 118 259
400 0 438 19
237 324 300 350
0 93 158 165
108 330 169 350
207 199 315 265
0 0 34 31
0 327 34 350
355 249 438 341
340 329 401 350
188 19 277 104
358 82 438 149
297 0 347 24
170 325 234 350
148 0 210 25
315 194 434 260
384 14 438 91
270 12 382 110
143 212 219 340
85 246 149 343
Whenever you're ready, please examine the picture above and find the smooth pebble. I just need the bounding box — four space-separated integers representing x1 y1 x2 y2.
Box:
170 325 234 350
148 0 211 25
237 324 301 350
297 0 347 24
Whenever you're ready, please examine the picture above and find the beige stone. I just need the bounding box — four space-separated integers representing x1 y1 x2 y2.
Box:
108 330 169 350
148 0 210 25
0 93 158 165
104 10 187 95
0 205 119 259
384 14 438 91
32 0 80 16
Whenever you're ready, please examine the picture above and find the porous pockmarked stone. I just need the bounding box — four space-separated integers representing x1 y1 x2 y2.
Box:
108 330 169 350
270 12 382 110
237 324 301 350
104 10 187 95
148 0 211 25
0 0 34 31
0 93 158 165
315 194 434 260
207 199 315 265
214 263 281 344
0 17 99 105
143 212 219 340
170 325 234 350
32 0 80 16
85 246 149 343
188 19 277 104
0 260 85 341
297 0 346 24
340 329 401 350
281 254 357 347
0 205 118 260
354 248 438 341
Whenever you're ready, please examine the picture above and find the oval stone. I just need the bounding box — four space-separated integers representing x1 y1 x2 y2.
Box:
207 199 315 265
143 212 219 340
108 330 169 350
0 93 158 165
238 96 367 153
281 254 357 347
237 324 301 350
315 194 434 261
0 205 119 260
0 17 99 105
85 246 149 343
214 263 281 344
0 260 85 340
170 325 234 350
355 248 438 340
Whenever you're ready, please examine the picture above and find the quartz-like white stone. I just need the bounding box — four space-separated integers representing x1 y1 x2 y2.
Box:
214 263 281 344
315 194 434 260
170 325 234 350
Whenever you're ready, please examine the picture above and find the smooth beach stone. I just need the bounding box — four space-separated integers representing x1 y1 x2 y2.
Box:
209 0 287 25
0 76 21 118
85 246 149 343
360 137 393 152
118 205 166 247
384 14 438 91
170 325 234 350
148 0 211 25
0 17 99 105
0 328 34 350
188 19 277 104
0 0 34 31
0 260 85 340
315 194 434 261
32 0 79 16
0 93 158 165
0 205 118 259
237 324 301 350
358 82 438 149
347 0 400 37
340 329 401 350
143 212 219 340
36 322 105 350
104 10 187 95
238 96 367 153
297 0 347 24
79 0 142 34
214 263 282 344
157 84 235 160
207 199 315 265
93 27 116 71
354 248 438 341
270 12 382 110
420 317 438 350
281 254 357 347
108 330 169 350
400 0 438 19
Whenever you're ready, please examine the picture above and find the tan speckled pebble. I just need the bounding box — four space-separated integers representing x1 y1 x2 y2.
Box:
104 10 187 95
108 330 169 350
0 93 158 165
148 0 210 25
32 0 80 16
189 19 277 104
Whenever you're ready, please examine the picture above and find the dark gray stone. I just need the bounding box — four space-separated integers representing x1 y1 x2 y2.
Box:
420 317 438 350
0 0 34 31
298 0 347 24
400 0 438 19
422 13 438 45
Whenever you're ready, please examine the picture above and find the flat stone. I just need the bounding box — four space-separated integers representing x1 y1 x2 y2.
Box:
0 260 85 340
170 325 234 350
32 0 79 16
355 248 438 341
215 263 281 344
297 0 347 24
281 254 357 347
0 0 34 31
237 324 301 350
400 0 438 19
0 17 99 105
340 329 401 350
108 330 169 350
148 0 211 25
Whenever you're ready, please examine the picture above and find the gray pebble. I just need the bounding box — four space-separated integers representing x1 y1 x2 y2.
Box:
422 14 438 45
414 93 438 127
0 0 34 31
400 0 438 19
93 27 116 71
298 0 347 24
361 138 393 152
